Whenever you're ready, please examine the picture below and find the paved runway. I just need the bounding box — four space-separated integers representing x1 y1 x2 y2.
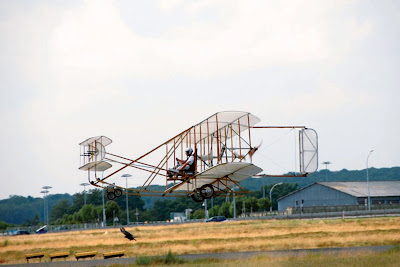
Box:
3 245 394 267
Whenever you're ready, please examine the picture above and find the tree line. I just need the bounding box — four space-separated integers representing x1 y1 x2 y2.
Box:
1 167 399 228
0 183 297 228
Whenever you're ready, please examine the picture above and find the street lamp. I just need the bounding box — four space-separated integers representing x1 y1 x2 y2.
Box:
366 150 374 211
42 186 52 226
101 188 106 227
122 174 132 225
269 183 283 212
232 186 238 219
40 190 48 225
80 183 90 205
262 177 266 198
203 200 209 219
322 161 332 182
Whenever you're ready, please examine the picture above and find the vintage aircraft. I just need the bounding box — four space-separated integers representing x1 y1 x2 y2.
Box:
79 111 318 202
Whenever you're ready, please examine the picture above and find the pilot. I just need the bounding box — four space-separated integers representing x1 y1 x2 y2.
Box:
168 148 195 177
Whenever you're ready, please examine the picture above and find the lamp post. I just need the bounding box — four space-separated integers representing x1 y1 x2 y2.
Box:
269 183 283 212
102 188 106 227
322 161 332 182
366 150 374 211
121 174 132 225
80 183 90 206
203 199 209 219
262 177 266 198
40 190 48 225
42 186 52 226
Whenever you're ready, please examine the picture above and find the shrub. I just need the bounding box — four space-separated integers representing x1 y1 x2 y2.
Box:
0 240 9 247
164 249 184 264
135 255 151 266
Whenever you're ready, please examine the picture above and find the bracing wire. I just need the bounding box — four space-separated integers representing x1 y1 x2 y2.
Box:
294 128 297 176
263 128 294 150
255 128 296 174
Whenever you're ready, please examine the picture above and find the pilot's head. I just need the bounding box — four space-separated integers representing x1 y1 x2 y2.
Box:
185 148 193 156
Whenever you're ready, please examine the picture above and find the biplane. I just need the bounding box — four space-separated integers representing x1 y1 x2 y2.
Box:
79 111 318 202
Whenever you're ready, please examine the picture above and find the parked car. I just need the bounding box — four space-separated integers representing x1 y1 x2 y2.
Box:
54 225 68 231
36 225 47 234
13 230 30 235
206 216 226 222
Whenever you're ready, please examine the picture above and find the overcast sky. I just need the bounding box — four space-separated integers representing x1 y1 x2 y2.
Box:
0 0 399 200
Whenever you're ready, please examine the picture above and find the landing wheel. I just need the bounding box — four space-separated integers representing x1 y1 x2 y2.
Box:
114 189 123 197
200 184 214 199
191 190 204 202
107 191 116 200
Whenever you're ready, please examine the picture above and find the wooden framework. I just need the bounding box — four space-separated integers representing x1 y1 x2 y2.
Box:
79 111 318 201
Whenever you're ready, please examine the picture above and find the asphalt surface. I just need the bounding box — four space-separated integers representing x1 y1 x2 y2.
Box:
2 245 395 267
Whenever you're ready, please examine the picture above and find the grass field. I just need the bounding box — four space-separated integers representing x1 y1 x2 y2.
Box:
1 217 400 265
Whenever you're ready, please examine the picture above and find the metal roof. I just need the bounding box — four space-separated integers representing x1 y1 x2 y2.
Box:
318 181 400 197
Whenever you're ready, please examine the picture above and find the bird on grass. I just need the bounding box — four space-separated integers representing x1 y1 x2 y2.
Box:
120 227 136 241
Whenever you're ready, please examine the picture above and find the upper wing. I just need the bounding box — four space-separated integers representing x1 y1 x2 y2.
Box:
165 111 260 146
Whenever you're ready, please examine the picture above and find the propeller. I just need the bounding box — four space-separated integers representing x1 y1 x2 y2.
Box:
248 141 262 160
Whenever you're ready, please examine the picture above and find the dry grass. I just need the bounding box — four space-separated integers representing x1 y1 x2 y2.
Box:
164 249 400 267
1 217 400 264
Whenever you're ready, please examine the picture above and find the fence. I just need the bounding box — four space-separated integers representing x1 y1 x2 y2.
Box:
3 205 400 235
2 219 205 235
289 203 400 214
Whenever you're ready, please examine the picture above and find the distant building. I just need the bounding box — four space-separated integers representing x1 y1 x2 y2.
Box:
170 212 186 222
278 181 400 211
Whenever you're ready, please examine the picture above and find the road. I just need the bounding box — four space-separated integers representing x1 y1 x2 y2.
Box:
1 245 395 267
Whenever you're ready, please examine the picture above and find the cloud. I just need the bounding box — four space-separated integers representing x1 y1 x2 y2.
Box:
1 0 393 199
47 0 372 81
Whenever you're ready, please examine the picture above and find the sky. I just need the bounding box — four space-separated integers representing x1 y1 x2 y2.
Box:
0 0 399 200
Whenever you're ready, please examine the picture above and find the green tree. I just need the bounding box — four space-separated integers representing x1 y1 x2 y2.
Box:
86 189 104 206
70 193 84 213
72 212 81 223
257 198 271 211
229 199 243 217
50 199 71 221
138 209 157 222
95 206 104 223
208 204 220 217
114 193 146 211
105 201 120 222
245 197 258 212
151 199 172 221
192 209 205 219
79 204 96 223
218 202 231 218
0 220 13 230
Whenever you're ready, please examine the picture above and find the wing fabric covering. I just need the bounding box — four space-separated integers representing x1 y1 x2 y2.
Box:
300 128 318 174
166 111 260 145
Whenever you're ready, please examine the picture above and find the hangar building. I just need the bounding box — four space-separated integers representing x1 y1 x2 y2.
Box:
278 181 400 211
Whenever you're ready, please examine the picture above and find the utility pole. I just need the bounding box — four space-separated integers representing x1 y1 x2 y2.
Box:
366 150 374 211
